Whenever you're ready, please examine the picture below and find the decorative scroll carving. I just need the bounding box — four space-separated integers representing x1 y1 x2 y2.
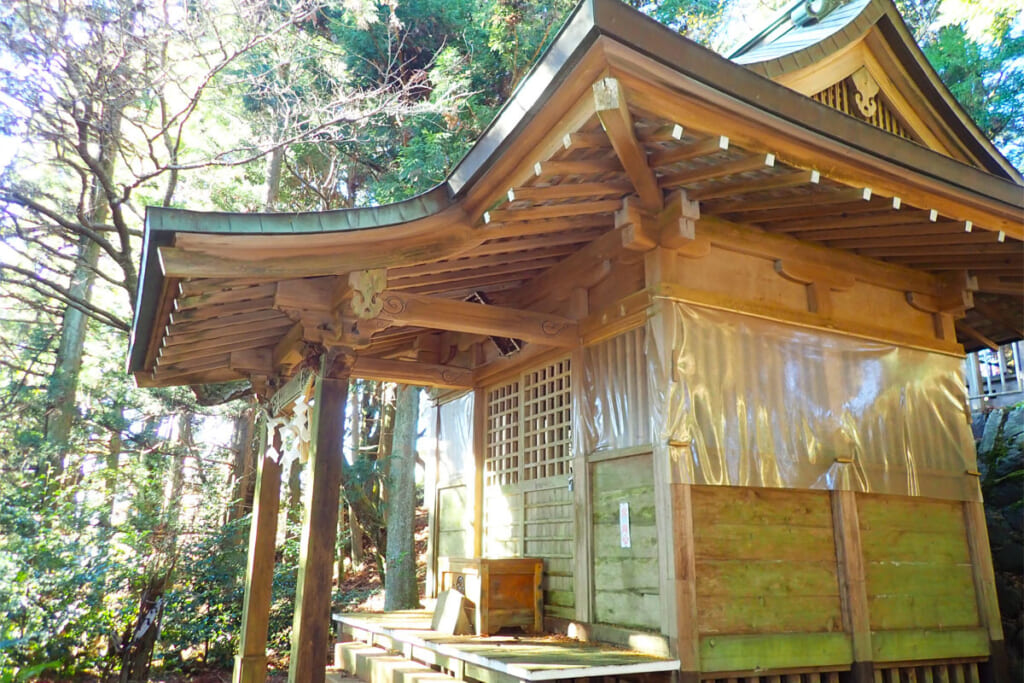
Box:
380 292 407 316
851 67 879 119
348 268 387 319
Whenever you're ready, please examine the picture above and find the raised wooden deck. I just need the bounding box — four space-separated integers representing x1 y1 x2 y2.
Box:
334 611 680 683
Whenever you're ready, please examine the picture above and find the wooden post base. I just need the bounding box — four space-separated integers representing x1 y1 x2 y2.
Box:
850 660 875 683
981 639 1010 683
232 654 267 683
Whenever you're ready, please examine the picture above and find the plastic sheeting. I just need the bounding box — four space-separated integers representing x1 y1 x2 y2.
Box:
579 327 651 454
437 392 474 486
649 301 979 501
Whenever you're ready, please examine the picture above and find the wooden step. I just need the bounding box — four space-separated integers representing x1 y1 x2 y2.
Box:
335 641 458 683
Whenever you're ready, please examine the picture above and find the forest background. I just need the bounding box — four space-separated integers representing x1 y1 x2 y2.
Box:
0 0 1021 680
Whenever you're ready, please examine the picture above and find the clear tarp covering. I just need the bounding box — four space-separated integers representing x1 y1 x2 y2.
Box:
437 392 474 485
579 327 651 453
648 300 979 501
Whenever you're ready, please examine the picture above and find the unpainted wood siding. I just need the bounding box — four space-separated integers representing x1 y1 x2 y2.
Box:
691 486 844 636
524 482 575 618
592 453 660 630
858 494 980 632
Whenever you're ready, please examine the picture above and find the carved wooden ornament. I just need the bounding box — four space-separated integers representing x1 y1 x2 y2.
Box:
850 67 880 119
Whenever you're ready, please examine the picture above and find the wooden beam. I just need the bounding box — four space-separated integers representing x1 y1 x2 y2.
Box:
637 122 685 143
593 77 663 211
484 199 620 224
389 257 562 291
533 158 622 178
377 291 578 347
389 247 577 282
857 243 1019 258
178 276 274 297
516 225 626 307
159 218 477 280
774 258 855 316
703 186 872 215
274 323 305 370
956 321 999 350
471 227 607 257
972 276 1022 297
648 134 729 167
688 168 819 202
170 309 288 335
289 363 349 683
506 180 633 203
769 209 937 233
972 300 1024 337
275 277 338 313
963 501 1011 682
795 221 971 241
169 296 277 325
659 152 775 189
230 349 275 374
351 356 473 389
158 328 288 364
698 215 942 295
831 491 873 683
175 283 277 312
233 420 280 683
562 130 610 150
824 231 999 250
164 319 295 348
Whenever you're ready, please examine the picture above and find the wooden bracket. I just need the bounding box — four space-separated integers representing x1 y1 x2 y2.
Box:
594 77 663 212
617 193 705 254
773 259 855 317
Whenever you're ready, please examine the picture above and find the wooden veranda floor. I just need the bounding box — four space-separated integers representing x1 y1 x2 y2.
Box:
334 610 680 683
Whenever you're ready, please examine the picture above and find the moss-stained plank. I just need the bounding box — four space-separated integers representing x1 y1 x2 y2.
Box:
864 562 975 598
870 628 989 662
699 633 852 672
857 496 965 534
694 523 836 561
867 593 979 630
697 594 844 635
860 528 970 564
696 559 839 597
692 486 833 528
595 590 662 630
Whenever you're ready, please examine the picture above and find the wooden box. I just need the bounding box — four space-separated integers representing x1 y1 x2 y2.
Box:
437 557 543 635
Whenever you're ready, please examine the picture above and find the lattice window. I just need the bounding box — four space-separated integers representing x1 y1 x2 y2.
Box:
485 381 520 486
484 357 572 485
522 358 572 480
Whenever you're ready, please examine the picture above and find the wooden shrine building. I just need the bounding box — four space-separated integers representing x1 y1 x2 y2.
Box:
128 0 1023 681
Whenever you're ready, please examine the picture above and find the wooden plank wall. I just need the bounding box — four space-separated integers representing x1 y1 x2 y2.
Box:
483 485 522 558
591 453 660 630
523 482 575 619
857 494 988 662
691 486 850 673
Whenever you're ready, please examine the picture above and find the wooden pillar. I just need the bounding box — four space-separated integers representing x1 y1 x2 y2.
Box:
669 483 700 683
831 490 873 683
289 360 349 683
233 417 281 683
472 387 485 558
964 499 1010 683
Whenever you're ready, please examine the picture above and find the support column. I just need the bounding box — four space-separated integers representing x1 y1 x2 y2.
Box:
964 499 1010 683
289 358 349 683
831 490 873 683
233 417 281 683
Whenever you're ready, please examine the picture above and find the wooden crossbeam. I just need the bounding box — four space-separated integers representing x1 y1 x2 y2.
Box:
390 257 563 291
164 318 295 348
648 135 729 168
637 123 685 143
704 187 873 215
376 291 578 347
822 231 998 250
516 226 626 306
178 276 275 297
484 199 620 224
857 243 1019 258
593 77 663 211
471 227 607 257
351 357 473 389
659 153 775 189
506 180 633 203
972 300 1024 337
794 221 969 241
689 169 819 202
175 283 277 312
769 209 937 233
479 216 609 240
389 246 578 282
956 321 1000 351
974 276 1023 297
158 328 287 364
562 131 611 150
533 158 623 178
169 296 277 324
170 309 288 335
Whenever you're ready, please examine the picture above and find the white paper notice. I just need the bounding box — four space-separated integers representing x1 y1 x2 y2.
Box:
619 502 631 548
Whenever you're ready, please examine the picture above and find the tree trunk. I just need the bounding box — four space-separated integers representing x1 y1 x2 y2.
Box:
347 384 364 567
384 385 420 610
228 402 258 524
42 236 100 479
